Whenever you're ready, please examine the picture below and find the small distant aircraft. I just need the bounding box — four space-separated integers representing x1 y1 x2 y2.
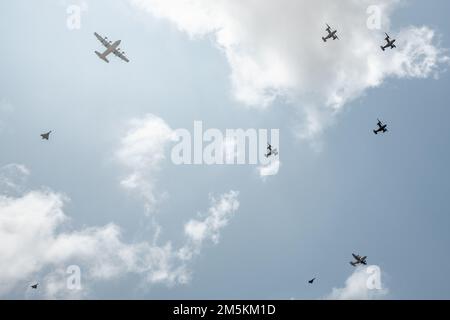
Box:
94 32 130 63
30 283 39 289
41 131 52 140
373 119 388 135
322 24 339 42
265 144 278 158
381 33 396 51
350 253 367 267
308 278 316 284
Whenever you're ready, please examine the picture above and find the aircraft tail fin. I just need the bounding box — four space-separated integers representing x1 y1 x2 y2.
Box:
381 46 385 51
95 51 109 63
322 37 326 42
373 130 378 135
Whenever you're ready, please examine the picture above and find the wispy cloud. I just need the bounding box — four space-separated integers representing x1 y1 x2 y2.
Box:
116 114 176 213
0 164 30 195
179 191 240 260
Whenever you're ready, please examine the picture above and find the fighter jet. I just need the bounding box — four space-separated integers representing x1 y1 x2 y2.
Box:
322 24 339 42
30 283 39 289
94 32 130 63
265 144 278 158
308 278 316 284
373 119 388 135
350 253 367 267
381 33 396 51
41 131 52 140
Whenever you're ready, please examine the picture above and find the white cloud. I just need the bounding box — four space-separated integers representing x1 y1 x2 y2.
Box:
0 165 239 298
116 114 176 212
131 0 449 139
0 164 30 195
326 266 389 300
257 159 281 180
180 191 239 260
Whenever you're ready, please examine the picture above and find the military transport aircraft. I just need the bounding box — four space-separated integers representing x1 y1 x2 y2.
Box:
350 253 367 266
373 119 388 135
94 32 130 63
30 283 39 289
265 144 278 158
40 131 52 140
322 24 339 42
381 33 396 51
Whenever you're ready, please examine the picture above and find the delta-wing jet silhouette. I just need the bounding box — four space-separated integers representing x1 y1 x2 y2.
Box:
41 131 52 140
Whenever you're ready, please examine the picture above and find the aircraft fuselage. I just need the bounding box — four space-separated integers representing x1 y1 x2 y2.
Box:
374 126 387 134
323 30 337 42
103 40 121 57
381 39 396 51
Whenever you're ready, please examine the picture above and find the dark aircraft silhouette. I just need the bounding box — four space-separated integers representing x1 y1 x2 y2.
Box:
30 283 39 289
322 24 338 42
41 131 52 140
350 253 367 266
381 33 396 51
308 278 316 284
265 144 278 158
373 119 388 135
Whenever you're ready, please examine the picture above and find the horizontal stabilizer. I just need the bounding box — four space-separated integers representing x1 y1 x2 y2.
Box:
95 51 109 63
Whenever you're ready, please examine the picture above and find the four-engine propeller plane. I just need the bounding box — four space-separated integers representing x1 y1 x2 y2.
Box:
94 32 130 63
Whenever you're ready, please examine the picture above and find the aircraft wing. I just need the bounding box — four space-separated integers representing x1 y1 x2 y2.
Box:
94 32 111 48
352 253 359 260
385 33 390 41
113 49 130 63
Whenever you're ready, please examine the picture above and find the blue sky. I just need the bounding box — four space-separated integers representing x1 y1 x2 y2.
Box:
1 0 450 299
